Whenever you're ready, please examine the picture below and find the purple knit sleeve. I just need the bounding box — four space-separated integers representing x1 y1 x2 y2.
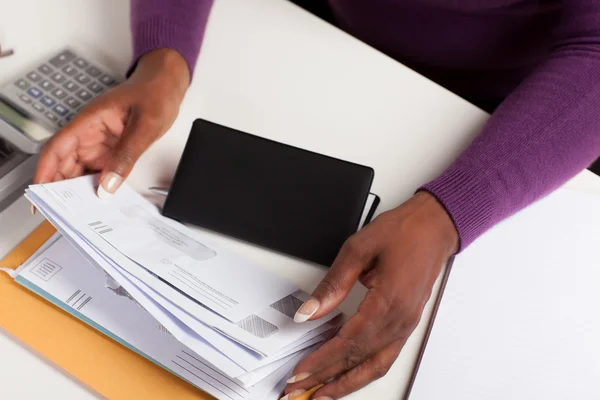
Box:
128 0 215 78
421 1 600 251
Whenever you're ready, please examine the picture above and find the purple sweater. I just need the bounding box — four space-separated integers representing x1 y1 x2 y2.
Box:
130 0 600 251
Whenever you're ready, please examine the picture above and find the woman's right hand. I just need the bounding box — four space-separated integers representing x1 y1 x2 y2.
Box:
33 48 190 198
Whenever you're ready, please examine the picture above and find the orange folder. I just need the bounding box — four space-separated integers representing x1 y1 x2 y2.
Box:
0 222 324 400
0 221 214 400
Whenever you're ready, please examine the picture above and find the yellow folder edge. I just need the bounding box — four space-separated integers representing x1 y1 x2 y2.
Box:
0 221 215 400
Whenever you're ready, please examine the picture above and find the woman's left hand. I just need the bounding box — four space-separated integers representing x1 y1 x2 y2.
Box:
283 191 458 400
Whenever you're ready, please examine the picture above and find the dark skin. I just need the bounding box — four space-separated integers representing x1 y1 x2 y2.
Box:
283 191 457 400
33 50 459 400
33 49 190 192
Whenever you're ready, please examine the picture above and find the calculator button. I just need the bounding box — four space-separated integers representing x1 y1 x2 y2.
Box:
52 72 67 84
63 81 79 92
40 96 56 107
27 87 42 98
88 82 104 93
52 88 68 99
66 113 75 122
49 50 76 67
57 120 66 128
19 95 32 104
15 79 30 89
62 65 78 76
74 58 89 69
99 75 115 86
38 64 53 75
65 97 81 109
76 89 92 101
45 112 58 122
53 104 68 117
75 73 91 84
86 66 102 77
27 71 42 82
40 80 55 91
33 103 45 113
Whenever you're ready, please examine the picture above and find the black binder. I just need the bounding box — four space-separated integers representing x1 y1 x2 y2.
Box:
162 119 380 266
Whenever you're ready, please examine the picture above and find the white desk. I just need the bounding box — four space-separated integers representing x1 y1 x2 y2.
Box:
1 1 599 399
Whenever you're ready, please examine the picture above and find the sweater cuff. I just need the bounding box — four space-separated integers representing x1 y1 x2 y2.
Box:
127 16 202 79
419 168 498 252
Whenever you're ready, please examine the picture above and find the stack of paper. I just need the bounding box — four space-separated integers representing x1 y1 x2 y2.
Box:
13 175 341 400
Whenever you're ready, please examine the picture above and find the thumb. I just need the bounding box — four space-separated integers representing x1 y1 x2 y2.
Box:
97 113 157 199
294 235 376 323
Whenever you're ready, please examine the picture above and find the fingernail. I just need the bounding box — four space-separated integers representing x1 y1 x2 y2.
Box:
294 298 320 323
98 173 123 199
280 389 306 400
30 204 37 215
314 397 334 400
286 372 312 384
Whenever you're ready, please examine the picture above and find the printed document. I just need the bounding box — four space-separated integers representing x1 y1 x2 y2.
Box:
27 175 296 322
14 234 310 400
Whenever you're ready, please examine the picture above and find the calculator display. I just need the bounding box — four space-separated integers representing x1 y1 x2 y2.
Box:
0 99 53 141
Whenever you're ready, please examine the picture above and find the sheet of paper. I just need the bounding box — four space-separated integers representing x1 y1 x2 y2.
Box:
26 189 340 362
27 175 296 322
409 189 600 400
30 200 313 378
26 176 341 357
15 235 305 400
113 260 341 358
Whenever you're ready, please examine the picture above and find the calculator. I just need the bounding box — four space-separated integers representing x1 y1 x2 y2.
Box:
0 48 121 211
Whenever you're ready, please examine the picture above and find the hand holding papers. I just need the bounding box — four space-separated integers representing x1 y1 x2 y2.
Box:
15 175 343 399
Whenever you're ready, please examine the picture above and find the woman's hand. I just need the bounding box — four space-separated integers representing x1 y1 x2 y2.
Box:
33 48 190 198
284 191 458 400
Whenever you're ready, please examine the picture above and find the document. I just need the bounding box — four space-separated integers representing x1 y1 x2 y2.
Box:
23 175 343 385
32 199 335 378
14 234 307 400
28 175 296 322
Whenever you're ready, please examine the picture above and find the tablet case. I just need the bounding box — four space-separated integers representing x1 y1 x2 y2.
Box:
162 119 376 266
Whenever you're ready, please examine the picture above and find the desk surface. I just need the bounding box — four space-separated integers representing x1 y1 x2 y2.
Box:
1 0 599 399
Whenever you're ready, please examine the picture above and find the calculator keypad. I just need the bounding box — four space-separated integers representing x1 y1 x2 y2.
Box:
15 79 29 90
40 80 54 91
75 73 91 84
27 87 42 98
4 49 119 131
27 72 42 82
65 97 81 109
74 58 88 69
63 81 79 92
49 50 76 68
45 112 58 122
88 82 103 93
52 88 67 99
76 89 92 101
62 65 78 76
38 64 53 75
86 66 101 77
40 96 56 107
53 104 68 117
51 72 67 84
